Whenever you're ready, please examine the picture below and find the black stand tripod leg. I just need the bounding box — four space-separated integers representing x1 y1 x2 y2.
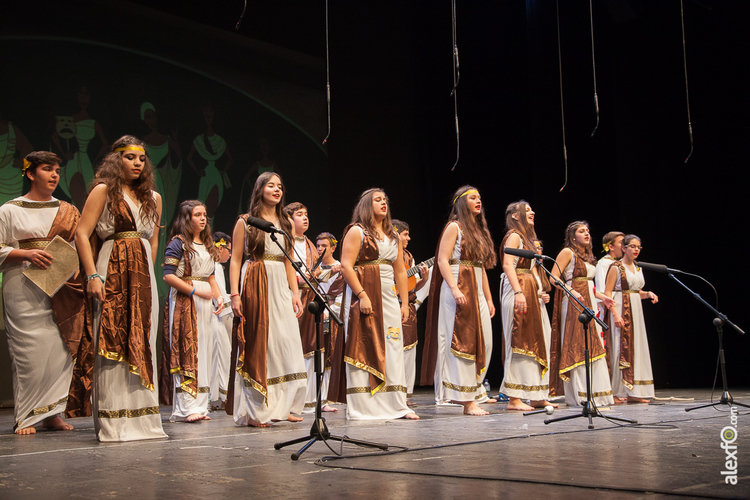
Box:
328 435 389 450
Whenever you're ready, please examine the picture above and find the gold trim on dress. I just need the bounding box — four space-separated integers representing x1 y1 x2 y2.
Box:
6 200 60 208
511 347 549 377
633 379 654 385
267 372 307 385
450 347 477 362
516 268 532 274
176 386 210 394
577 390 613 398
98 406 160 418
502 382 549 391
106 231 147 241
622 289 642 294
572 276 594 282
442 381 481 393
355 258 394 267
347 385 406 394
403 341 418 351
164 257 180 266
21 396 68 423
18 239 52 249
343 356 386 383
219 388 228 395
558 352 607 382
181 275 209 282
449 259 482 267
261 254 285 262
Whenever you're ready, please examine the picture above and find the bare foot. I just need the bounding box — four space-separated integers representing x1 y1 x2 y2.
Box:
613 396 627 405
506 398 534 411
403 412 420 420
322 404 338 412
15 426 36 435
248 419 271 428
287 413 303 422
462 402 489 416
483 398 498 404
627 396 650 404
185 413 210 423
530 400 559 408
42 415 74 431
406 400 418 407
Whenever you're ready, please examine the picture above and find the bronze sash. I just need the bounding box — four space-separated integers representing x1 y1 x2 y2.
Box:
499 231 548 375
420 222 486 386
159 236 200 404
97 199 154 391
325 274 347 403
298 236 320 357
401 249 418 351
549 253 606 397
612 261 635 390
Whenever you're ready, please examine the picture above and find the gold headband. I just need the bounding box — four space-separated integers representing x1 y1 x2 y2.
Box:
114 145 146 154
453 189 478 205
22 158 32 173
214 238 228 248
602 242 610 253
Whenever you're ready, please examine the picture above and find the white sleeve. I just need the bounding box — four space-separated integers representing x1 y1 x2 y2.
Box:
414 267 433 310
0 206 16 272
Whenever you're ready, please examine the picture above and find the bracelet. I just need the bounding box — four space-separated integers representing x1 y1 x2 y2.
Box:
189 287 196 297
86 273 105 284
356 289 366 297
230 293 239 298
514 290 523 295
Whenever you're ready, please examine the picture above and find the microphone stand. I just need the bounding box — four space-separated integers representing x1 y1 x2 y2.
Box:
269 231 388 460
658 272 749 412
535 257 637 429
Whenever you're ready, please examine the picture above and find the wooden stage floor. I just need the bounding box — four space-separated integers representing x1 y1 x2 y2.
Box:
0 388 747 499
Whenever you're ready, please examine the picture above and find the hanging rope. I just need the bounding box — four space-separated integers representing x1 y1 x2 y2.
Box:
234 0 248 31
588 0 600 138
680 0 694 163
450 0 460 171
556 0 569 192
322 0 332 145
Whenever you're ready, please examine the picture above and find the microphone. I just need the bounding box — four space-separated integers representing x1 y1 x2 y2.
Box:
504 247 545 260
636 261 683 274
245 216 285 234
523 405 555 416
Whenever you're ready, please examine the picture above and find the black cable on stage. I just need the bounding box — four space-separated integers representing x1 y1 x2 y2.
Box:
235 0 247 31
322 0 332 145
679 0 694 163
555 0 569 192
587 0 600 138
449 0 460 172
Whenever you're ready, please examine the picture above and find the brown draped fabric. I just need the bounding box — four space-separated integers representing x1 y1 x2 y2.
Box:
22 201 91 417
97 199 155 391
226 215 270 411
341 223 388 394
420 222 486 386
549 253 606 397
401 249 418 350
324 274 347 403
499 231 547 374
298 236 320 357
158 236 199 405
611 261 635 390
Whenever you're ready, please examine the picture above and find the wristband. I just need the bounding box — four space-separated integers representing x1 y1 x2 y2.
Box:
87 273 105 284
230 293 239 298
357 289 366 297
514 290 523 295
190 287 196 297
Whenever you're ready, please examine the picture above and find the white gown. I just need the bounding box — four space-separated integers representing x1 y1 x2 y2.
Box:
559 256 614 407
0 197 74 430
211 261 232 406
168 243 218 420
434 223 492 404
93 193 166 441
609 265 655 398
499 242 551 401
233 232 306 425
344 228 411 420
594 255 616 320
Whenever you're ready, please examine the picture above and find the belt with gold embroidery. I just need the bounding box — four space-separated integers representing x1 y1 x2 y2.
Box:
571 277 593 282
449 259 483 268
516 268 532 274
106 231 147 241
18 237 54 249
621 289 641 294
181 275 209 282
355 259 394 267
261 254 285 262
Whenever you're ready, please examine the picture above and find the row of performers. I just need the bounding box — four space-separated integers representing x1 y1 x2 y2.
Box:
0 136 658 438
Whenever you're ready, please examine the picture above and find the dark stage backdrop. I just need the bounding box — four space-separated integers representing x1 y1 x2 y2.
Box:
1 1 747 406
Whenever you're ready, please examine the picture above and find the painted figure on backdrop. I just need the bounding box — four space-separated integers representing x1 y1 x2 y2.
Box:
0 151 85 435
53 85 109 209
239 137 279 214
75 135 166 442
188 102 232 220
0 112 33 205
